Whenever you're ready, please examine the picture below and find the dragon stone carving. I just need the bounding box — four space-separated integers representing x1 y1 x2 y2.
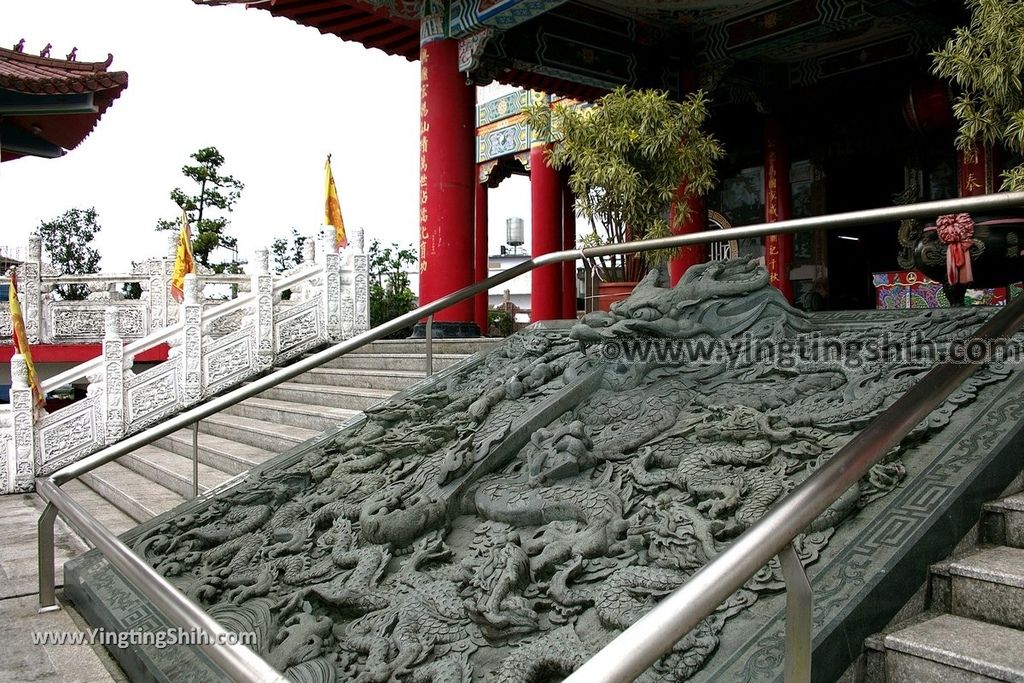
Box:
130 257 1010 681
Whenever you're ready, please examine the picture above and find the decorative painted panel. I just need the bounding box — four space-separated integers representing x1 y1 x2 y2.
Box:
477 119 531 162
476 89 531 126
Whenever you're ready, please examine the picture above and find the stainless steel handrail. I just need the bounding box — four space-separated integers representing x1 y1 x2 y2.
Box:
36 480 287 683
36 190 1024 682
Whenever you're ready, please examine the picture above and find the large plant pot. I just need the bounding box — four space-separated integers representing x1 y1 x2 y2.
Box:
595 281 639 311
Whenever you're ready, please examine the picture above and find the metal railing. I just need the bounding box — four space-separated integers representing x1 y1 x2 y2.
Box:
36 190 1024 683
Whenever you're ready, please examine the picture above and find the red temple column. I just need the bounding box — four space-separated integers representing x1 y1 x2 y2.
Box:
561 175 577 319
668 182 707 286
475 178 489 334
958 144 1001 197
417 37 477 335
764 117 794 303
531 143 562 322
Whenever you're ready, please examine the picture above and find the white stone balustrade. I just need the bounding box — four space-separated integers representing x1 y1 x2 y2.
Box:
0 230 369 493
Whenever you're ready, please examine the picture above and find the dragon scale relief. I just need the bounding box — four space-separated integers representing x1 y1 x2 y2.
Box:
131 259 1010 682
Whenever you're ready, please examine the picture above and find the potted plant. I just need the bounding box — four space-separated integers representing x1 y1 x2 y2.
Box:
528 87 723 309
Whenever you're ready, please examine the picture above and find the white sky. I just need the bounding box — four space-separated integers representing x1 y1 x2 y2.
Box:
0 0 537 273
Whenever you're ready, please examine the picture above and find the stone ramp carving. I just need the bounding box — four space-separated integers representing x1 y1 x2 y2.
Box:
64 259 1024 681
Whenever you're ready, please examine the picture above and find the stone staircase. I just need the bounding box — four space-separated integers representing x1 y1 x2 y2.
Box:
62 338 498 537
863 482 1024 681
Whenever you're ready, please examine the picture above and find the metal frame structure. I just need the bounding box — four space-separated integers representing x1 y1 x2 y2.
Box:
36 191 1024 683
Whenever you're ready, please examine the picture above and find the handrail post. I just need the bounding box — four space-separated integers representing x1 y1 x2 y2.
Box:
38 501 59 612
252 249 274 371
101 306 126 444
779 542 812 683
425 314 434 377
192 421 200 499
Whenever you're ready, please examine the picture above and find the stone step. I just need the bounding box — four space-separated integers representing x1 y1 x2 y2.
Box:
78 460 187 524
883 613 1024 682
983 492 1024 549
121 444 233 499
61 480 137 538
258 381 393 411
198 412 320 454
347 338 498 355
320 352 468 372
289 367 423 392
222 397 358 432
154 429 277 476
947 546 1024 630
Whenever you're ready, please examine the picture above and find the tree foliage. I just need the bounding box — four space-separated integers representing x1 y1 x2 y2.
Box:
37 207 102 300
932 0 1024 190
271 228 309 274
368 240 417 338
527 87 723 277
156 146 244 272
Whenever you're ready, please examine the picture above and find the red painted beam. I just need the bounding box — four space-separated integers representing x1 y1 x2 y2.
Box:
0 343 169 365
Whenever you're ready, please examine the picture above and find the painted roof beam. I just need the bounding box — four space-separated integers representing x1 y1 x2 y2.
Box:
0 91 97 116
1 121 65 158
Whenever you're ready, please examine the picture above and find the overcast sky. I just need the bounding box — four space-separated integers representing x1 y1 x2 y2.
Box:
1 0 536 273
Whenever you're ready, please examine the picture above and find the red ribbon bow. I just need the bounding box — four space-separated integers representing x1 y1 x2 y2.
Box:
935 213 975 286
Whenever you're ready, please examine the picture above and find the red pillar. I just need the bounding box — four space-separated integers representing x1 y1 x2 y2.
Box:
764 117 794 303
958 144 1000 197
475 179 489 334
530 143 562 322
668 183 707 286
561 175 577 319
418 38 477 333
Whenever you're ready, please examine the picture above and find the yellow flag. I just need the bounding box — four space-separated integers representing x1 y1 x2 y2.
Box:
325 154 348 249
170 210 195 303
8 270 45 410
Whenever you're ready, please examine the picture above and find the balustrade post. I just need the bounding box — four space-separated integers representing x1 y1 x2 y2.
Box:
9 355 36 493
321 231 343 342
180 274 203 404
23 234 43 344
101 307 126 444
350 226 370 335
252 249 274 370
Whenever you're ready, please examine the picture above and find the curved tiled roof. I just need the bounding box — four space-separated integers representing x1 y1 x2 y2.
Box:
0 47 128 95
0 46 129 161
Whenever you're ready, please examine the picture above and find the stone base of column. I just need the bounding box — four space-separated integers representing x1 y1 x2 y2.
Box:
409 321 482 339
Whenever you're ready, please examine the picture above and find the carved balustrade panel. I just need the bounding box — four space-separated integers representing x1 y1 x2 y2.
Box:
36 395 104 476
125 361 182 434
3 237 371 490
47 304 148 342
0 415 11 494
274 298 324 361
0 309 11 341
203 330 256 396
203 308 245 338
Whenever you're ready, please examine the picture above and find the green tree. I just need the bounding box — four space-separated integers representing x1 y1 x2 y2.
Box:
271 228 309 274
368 239 417 338
932 0 1024 189
527 87 723 279
37 207 102 300
157 146 244 272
